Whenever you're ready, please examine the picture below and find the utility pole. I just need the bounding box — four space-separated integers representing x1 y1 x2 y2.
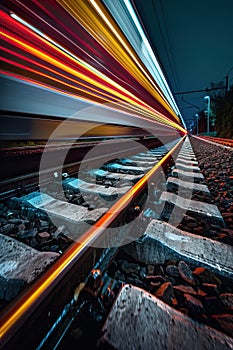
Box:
204 96 210 134
225 75 229 95
195 114 199 135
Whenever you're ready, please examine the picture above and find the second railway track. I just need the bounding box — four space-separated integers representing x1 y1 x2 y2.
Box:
0 135 233 349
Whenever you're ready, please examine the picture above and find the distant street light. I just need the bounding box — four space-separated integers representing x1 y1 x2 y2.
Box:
195 114 199 135
204 96 210 134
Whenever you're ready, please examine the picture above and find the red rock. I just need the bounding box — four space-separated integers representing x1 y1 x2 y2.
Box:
37 231 50 242
154 282 174 305
201 283 219 296
218 233 227 239
178 261 195 285
173 285 197 296
192 267 221 288
172 297 178 306
197 289 207 297
220 228 233 236
211 314 233 338
219 293 233 308
222 212 233 218
183 294 204 314
193 267 205 275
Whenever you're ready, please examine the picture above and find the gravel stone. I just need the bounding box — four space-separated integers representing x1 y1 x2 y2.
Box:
219 293 233 308
192 267 222 288
154 281 174 305
178 261 195 285
183 294 204 314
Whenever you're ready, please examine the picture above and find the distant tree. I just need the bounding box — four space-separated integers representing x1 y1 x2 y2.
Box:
198 110 207 134
212 85 233 138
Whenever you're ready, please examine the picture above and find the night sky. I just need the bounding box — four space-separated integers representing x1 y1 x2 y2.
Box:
133 0 233 129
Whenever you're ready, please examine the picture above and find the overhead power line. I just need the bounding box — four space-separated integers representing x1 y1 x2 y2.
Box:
158 0 180 91
151 0 179 92
174 86 225 95
181 95 200 110
175 71 231 96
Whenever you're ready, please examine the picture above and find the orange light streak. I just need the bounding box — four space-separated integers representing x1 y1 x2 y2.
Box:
1 9 163 113
0 69 177 132
1 47 137 106
1 29 181 129
0 10 186 131
58 0 179 121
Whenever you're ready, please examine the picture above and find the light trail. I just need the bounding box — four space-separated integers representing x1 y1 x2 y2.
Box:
0 10 186 132
0 1 187 132
57 0 180 122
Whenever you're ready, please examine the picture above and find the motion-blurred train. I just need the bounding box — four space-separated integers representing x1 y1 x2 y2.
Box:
0 111 154 141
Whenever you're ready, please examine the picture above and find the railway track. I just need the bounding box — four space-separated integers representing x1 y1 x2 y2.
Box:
198 135 233 148
0 136 165 198
0 135 233 349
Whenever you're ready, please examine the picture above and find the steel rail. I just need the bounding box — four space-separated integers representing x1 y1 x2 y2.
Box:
0 135 185 347
193 135 233 150
0 139 157 197
200 136 233 147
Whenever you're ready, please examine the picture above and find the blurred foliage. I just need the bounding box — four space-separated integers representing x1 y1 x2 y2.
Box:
197 110 207 134
195 85 233 138
214 85 233 138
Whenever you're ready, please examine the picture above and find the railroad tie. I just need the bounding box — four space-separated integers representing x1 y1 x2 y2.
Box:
99 285 233 350
159 191 223 220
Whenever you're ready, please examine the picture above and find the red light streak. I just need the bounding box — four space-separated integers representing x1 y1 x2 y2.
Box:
0 8 186 132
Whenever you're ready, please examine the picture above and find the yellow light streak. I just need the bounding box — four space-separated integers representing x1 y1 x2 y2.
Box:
1 48 127 105
5 13 167 114
0 66 184 133
0 31 139 105
1 29 184 131
1 33 186 131
57 0 180 122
